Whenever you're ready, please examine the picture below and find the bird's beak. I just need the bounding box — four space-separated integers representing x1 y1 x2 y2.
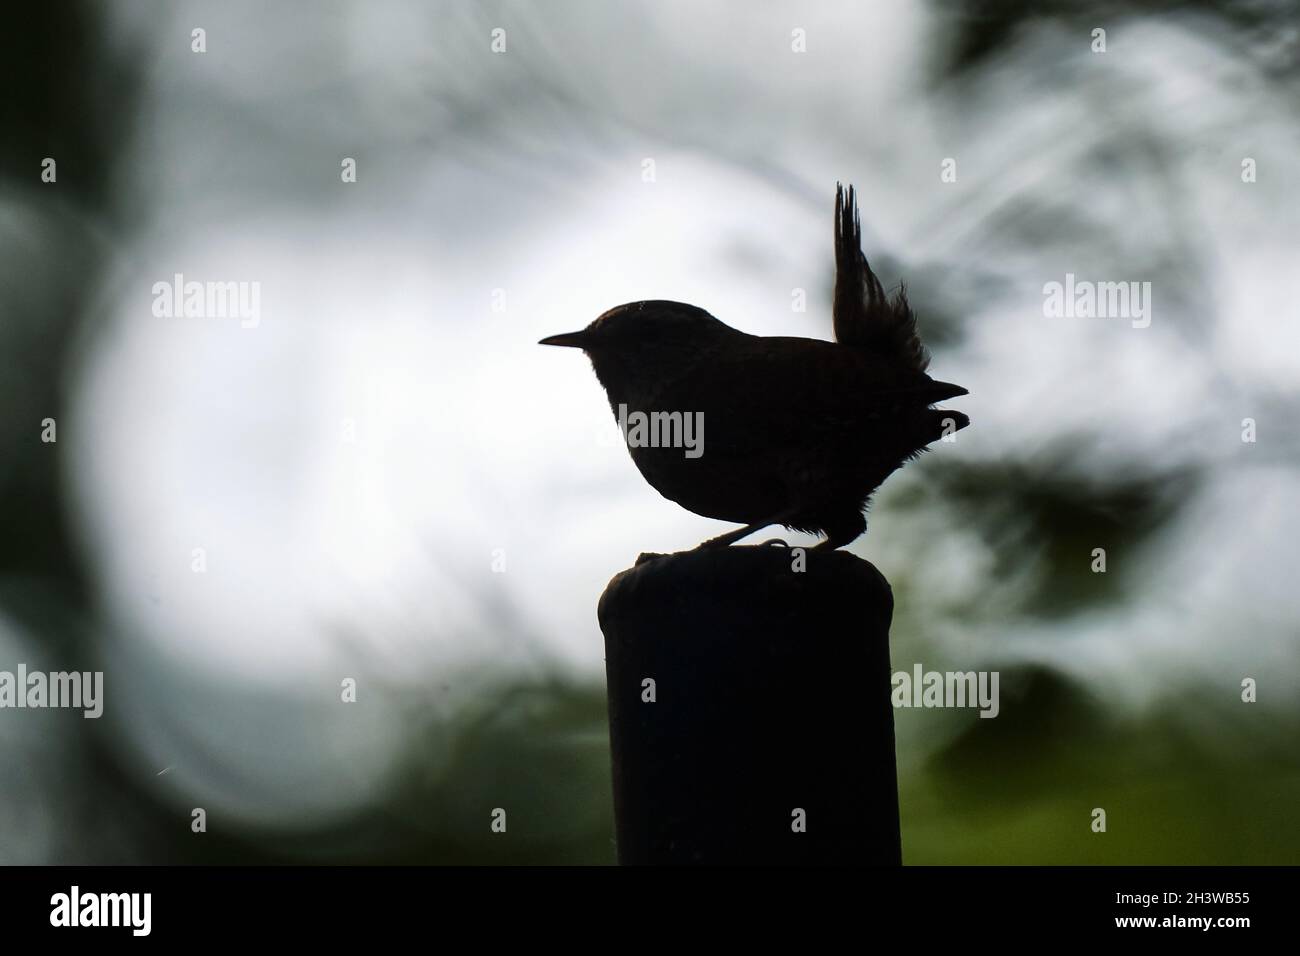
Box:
538 330 591 348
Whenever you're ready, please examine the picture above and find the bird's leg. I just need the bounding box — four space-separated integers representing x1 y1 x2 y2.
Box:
694 522 769 550
694 511 799 550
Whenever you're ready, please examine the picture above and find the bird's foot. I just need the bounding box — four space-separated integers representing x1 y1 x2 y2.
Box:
693 512 804 551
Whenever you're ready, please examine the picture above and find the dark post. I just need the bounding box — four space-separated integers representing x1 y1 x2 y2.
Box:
598 544 901 865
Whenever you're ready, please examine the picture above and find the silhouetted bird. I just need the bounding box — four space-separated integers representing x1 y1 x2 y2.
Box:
540 183 969 550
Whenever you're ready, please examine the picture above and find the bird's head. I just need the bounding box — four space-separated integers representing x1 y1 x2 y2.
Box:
540 300 736 400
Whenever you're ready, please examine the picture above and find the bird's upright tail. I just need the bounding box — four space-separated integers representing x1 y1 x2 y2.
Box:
833 183 930 373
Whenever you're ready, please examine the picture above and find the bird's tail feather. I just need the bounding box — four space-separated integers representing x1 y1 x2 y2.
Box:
833 182 930 373
924 408 970 443
925 380 968 403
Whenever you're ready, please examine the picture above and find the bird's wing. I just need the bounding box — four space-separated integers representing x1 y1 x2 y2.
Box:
832 183 930 372
673 337 960 458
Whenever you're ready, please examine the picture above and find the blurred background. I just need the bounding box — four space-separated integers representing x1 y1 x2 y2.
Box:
2 0 1298 864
